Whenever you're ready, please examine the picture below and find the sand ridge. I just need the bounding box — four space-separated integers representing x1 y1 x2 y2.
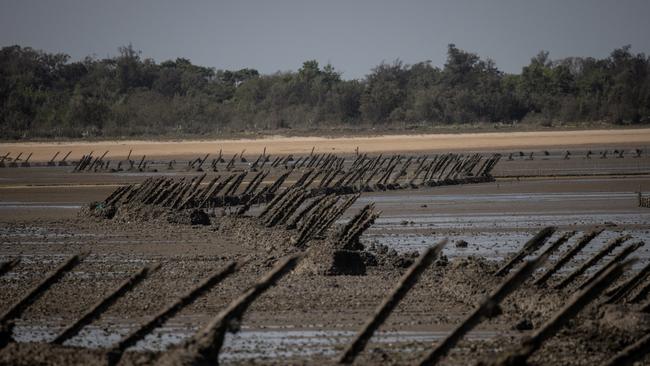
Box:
2 128 650 162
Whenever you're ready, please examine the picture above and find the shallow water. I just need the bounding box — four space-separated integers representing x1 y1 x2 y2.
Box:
13 321 504 361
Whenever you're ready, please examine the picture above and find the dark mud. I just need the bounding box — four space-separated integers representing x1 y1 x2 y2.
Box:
1 157 650 365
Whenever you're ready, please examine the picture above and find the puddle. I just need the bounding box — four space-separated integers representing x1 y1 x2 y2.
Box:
12 322 503 361
359 191 638 204
367 213 650 231
0 202 82 210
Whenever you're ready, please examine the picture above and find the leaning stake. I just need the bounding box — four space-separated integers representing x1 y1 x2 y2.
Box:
495 226 555 276
108 262 237 363
339 239 447 364
601 331 650 366
555 234 630 289
157 253 302 366
534 228 603 287
52 265 157 345
494 260 632 366
419 255 547 366
0 253 83 324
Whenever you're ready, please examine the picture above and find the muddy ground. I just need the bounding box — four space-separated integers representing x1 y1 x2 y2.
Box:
0 139 649 365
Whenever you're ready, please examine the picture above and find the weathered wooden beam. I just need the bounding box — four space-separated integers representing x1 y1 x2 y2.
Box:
533 229 604 287
109 262 237 358
495 226 556 277
419 256 546 366
0 254 83 324
494 260 631 366
555 234 630 289
52 265 156 345
157 254 301 366
339 240 447 364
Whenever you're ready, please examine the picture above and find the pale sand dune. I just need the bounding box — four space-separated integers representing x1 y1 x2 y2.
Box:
2 128 650 161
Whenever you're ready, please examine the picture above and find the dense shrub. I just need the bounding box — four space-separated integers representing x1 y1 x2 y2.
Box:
1 43 648 139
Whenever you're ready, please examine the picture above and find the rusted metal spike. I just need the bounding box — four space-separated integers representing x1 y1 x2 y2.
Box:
52 265 157 345
555 234 631 289
605 261 650 304
109 262 237 358
495 227 556 276
157 254 301 366
534 229 604 287
419 256 547 366
314 194 360 238
494 260 632 366
629 279 650 303
533 231 576 267
340 239 447 364
0 254 84 324
577 241 644 291
285 194 329 229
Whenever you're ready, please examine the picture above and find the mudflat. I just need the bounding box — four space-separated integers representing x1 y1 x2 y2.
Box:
1 134 649 365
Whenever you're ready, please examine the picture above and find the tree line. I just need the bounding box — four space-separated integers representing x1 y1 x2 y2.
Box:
1 43 649 139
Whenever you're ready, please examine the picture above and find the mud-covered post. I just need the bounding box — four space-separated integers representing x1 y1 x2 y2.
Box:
52 265 156 345
0 254 83 325
157 254 302 366
419 256 546 366
494 260 631 366
577 241 644 290
48 151 60 166
339 239 447 364
534 228 604 287
535 231 575 264
107 262 237 364
554 234 630 289
605 261 650 304
495 226 556 276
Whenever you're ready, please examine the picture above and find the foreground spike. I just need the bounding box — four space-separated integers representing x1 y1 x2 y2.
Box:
419 255 547 366
339 239 447 364
0 253 84 325
494 260 632 366
534 228 603 287
52 265 157 345
107 262 237 364
495 226 555 276
555 234 630 289
157 253 302 366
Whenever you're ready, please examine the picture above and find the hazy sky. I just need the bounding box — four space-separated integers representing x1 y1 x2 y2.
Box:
1 0 649 79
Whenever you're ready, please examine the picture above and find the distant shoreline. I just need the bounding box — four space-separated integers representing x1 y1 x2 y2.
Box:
3 122 649 144
2 127 650 162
